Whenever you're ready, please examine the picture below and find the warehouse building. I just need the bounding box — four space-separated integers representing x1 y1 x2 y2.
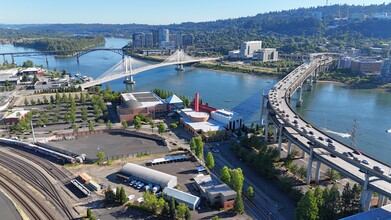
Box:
120 163 177 188
163 187 200 210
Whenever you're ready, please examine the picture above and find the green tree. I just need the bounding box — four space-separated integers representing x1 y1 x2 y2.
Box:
325 168 341 182
233 194 245 214
55 92 61 102
295 190 319 220
212 216 219 220
170 122 178 129
169 197 176 219
50 95 55 104
22 60 33 68
106 120 112 129
81 106 88 121
157 122 167 134
43 96 48 104
87 208 92 218
314 186 324 210
89 120 95 131
220 166 231 185
63 112 69 123
190 138 196 152
229 168 244 193
176 203 188 220
97 151 105 164
24 99 29 106
119 187 127 205
205 152 215 169
72 123 79 133
80 92 86 103
105 185 116 204
115 187 121 204
161 202 170 218
329 183 341 218
150 121 155 133
185 207 191 220
121 120 128 129
133 116 142 130
247 186 254 197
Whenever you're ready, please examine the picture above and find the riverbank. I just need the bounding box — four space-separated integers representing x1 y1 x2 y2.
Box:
318 71 391 90
126 53 166 62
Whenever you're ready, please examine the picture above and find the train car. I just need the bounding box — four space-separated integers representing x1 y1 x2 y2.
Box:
88 180 101 191
71 179 91 196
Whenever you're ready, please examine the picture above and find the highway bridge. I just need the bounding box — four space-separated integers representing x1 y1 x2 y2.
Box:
79 50 219 89
262 56 391 211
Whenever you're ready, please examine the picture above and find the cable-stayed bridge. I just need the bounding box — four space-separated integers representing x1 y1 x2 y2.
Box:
79 50 219 89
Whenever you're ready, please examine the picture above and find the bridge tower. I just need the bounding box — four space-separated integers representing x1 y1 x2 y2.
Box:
123 56 135 84
175 50 185 71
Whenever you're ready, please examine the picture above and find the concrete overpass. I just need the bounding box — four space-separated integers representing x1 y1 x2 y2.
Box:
262 57 391 211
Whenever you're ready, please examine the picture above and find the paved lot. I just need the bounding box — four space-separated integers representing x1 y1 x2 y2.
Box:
49 133 170 160
0 191 22 220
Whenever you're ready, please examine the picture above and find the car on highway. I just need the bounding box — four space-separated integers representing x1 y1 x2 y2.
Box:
306 124 312 128
309 131 314 135
330 154 337 158
328 143 336 150
293 119 298 124
353 157 361 163
373 166 385 173
362 159 370 165
343 152 349 156
347 152 354 157
211 148 220 153
353 149 362 155
318 136 324 141
294 115 299 119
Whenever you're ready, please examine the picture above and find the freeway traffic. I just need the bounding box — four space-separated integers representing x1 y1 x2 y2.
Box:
267 57 391 198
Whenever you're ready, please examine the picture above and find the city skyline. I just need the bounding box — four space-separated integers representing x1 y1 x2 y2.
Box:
0 0 389 25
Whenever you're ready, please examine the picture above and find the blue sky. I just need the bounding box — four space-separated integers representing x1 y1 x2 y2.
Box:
0 0 389 24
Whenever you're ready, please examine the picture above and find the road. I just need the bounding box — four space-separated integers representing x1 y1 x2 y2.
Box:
206 141 296 220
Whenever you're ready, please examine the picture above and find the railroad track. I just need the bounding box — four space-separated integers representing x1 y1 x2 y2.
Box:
0 152 74 219
0 171 57 220
8 148 71 181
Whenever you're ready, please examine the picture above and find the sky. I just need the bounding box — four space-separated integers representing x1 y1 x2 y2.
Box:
0 0 390 24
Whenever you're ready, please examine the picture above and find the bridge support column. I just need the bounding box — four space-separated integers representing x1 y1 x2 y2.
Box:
45 55 49 66
364 190 373 211
308 75 313 91
11 54 15 64
314 160 321 184
260 94 266 125
296 86 303 107
360 173 370 210
77 56 80 64
264 114 269 143
277 125 283 156
175 64 184 71
2 55 5 64
273 125 278 143
301 150 306 159
124 75 135 84
306 146 314 185
287 140 292 156
313 69 318 83
378 194 384 208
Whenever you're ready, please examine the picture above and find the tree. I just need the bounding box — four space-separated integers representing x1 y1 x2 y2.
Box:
55 92 61 102
170 122 178 129
233 194 245 214
150 121 155 133
81 106 88 121
205 152 215 169
50 95 55 104
24 99 29 106
105 185 116 204
21 74 28 82
133 116 142 130
115 187 121 204
106 120 112 129
212 216 219 220
341 182 354 216
119 187 127 205
329 183 341 217
89 120 95 131
189 138 196 152
22 60 33 68
295 190 319 220
157 122 167 134
185 207 191 220
121 120 128 129
169 197 176 219
220 166 231 185
314 186 324 209
43 96 48 104
247 186 254 197
97 151 105 164
325 168 341 182
80 92 86 103
161 202 170 218
72 123 79 133
87 208 92 218
176 203 188 220
230 168 244 193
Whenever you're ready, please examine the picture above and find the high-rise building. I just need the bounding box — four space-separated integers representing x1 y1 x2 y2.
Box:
239 41 262 59
182 34 194 48
144 33 153 48
132 32 145 49
152 30 160 47
159 28 169 43
381 59 391 78
351 59 382 75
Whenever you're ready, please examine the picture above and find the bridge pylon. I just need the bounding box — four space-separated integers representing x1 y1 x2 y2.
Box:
123 56 135 84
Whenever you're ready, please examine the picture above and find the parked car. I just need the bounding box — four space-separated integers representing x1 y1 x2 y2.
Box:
130 180 137 186
137 197 144 203
137 183 145 189
133 181 141 188
128 194 135 201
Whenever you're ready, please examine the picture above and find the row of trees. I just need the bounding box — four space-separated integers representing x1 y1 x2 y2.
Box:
295 183 362 220
189 136 204 159
104 186 127 205
219 166 245 214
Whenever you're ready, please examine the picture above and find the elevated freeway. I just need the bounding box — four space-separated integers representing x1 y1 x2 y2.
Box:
263 57 391 211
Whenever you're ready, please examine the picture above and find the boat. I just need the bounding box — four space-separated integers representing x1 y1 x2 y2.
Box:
386 129 391 133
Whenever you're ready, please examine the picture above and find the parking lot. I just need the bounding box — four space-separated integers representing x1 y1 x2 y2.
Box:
49 132 170 160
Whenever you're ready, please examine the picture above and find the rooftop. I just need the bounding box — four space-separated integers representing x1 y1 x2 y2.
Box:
166 94 183 104
194 175 236 197
180 111 226 133
121 92 163 108
4 110 29 119
163 187 200 206
0 69 18 76
340 204 391 220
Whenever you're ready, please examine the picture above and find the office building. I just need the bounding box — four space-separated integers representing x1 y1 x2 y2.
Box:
144 33 153 48
163 187 200 210
152 30 160 47
182 34 194 48
132 32 145 49
239 41 262 59
381 59 391 78
253 48 278 62
159 28 169 43
351 59 382 75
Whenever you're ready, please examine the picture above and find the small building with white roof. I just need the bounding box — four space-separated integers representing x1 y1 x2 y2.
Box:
163 187 200 210
166 94 184 111
3 109 30 124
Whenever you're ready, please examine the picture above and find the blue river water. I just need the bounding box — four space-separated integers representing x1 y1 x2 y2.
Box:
1 38 391 165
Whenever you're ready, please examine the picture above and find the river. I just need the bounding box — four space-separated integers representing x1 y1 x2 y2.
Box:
1 38 391 165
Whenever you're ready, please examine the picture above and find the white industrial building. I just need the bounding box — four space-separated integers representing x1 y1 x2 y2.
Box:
210 109 243 130
253 48 279 62
163 187 200 210
239 41 262 59
120 163 177 188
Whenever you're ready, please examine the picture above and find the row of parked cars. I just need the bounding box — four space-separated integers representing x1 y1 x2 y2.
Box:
129 179 161 193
